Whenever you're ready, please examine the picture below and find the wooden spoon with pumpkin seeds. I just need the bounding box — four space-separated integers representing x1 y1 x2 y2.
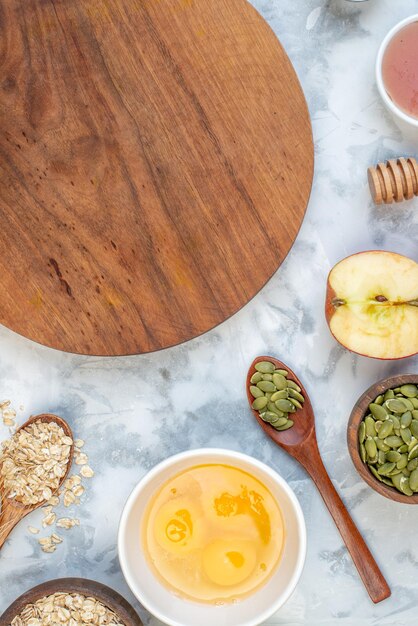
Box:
247 356 391 604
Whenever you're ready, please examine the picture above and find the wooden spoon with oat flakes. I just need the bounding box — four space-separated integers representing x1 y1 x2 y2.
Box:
0 414 74 549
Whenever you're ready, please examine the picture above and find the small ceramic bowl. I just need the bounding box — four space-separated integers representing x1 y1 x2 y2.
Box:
348 374 418 505
118 448 306 626
376 14 418 131
0 578 143 626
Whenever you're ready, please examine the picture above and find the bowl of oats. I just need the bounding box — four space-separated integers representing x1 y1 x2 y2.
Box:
0 578 143 626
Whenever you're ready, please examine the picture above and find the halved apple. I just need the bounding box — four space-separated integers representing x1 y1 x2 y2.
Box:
325 251 418 359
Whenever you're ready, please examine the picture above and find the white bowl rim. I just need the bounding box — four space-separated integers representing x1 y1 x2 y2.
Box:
376 14 418 128
118 447 307 626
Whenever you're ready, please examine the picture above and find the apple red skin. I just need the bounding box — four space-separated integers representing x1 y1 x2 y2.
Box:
325 276 337 328
324 252 418 361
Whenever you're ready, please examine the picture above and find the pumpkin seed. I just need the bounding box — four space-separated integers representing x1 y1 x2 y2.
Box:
289 398 303 410
399 444 409 453
252 397 268 411
402 468 411 477
365 417 379 436
400 476 413 496
412 411 418 420
377 450 386 465
274 369 288 376
409 469 418 491
360 442 367 463
377 462 396 476
385 435 403 448
369 465 383 482
391 415 401 430
386 450 401 463
408 437 418 451
408 459 418 471
270 390 288 402
265 412 281 423
378 420 393 439
261 373 273 381
400 428 412 444
400 384 418 398
411 399 418 409
272 417 289 428
365 437 377 460
250 385 264 399
250 372 263 384
408 444 418 461
381 477 394 486
375 394 384 405
257 380 276 393
274 420 294 431
375 438 390 452
392 473 403 492
369 403 388 420
375 420 383 432
275 399 295 413
288 388 305 403
384 389 395 401
385 399 409 413
397 454 408 470
255 361 275 374
403 398 415 411
411 420 418 439
358 422 366 444
287 380 301 392
389 467 402 476
267 402 283 416
272 373 287 390
401 411 412 429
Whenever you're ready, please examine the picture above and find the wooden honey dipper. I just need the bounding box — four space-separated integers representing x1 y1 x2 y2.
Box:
368 158 418 204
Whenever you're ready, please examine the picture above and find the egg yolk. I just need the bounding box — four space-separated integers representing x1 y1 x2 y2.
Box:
202 539 257 586
154 499 201 553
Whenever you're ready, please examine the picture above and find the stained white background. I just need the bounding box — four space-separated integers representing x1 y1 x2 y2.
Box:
1 1 418 625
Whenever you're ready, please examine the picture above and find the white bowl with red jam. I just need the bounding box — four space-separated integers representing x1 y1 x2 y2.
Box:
118 448 306 626
376 15 418 130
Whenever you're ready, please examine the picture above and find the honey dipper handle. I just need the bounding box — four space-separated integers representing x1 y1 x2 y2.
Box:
298 442 391 603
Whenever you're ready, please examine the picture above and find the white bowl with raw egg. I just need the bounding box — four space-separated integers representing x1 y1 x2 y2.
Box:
118 448 306 626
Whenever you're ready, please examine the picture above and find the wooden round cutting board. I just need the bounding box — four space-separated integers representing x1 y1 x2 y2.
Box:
0 0 313 355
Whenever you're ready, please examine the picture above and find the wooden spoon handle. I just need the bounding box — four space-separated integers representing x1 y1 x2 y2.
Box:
0 505 23 550
299 444 391 603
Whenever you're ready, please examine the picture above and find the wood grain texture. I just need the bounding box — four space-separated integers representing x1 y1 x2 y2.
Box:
247 356 391 604
0 0 313 355
0 414 74 549
0 578 143 626
348 374 418 505
368 158 418 204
